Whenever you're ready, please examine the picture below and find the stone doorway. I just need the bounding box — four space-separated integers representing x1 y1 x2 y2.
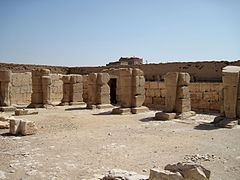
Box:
108 78 117 105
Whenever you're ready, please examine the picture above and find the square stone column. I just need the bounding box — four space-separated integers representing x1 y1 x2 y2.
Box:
61 75 84 105
29 69 50 107
0 70 12 106
222 66 240 118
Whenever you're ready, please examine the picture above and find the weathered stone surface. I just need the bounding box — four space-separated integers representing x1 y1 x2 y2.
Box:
155 112 176 120
131 106 149 114
176 111 196 120
0 121 9 129
101 169 148 180
0 70 11 82
97 73 110 85
178 73 190 86
15 109 28 116
149 168 183 180
112 107 131 115
164 162 211 180
213 117 238 128
9 119 37 136
222 66 240 119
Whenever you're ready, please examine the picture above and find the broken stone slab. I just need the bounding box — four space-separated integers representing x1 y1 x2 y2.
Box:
213 116 238 128
15 109 28 116
155 112 176 120
131 106 149 114
0 121 9 129
164 162 211 180
0 106 16 112
149 168 183 180
96 104 113 109
101 169 148 180
112 107 131 115
9 118 37 136
175 111 196 120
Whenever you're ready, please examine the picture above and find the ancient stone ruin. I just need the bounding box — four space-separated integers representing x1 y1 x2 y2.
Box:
155 72 195 120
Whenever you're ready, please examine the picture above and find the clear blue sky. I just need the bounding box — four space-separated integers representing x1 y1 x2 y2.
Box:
0 0 239 66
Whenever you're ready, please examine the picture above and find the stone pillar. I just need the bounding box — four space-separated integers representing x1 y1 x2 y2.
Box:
164 72 178 112
83 75 89 103
96 73 110 105
213 66 240 128
61 75 84 105
222 66 240 119
29 69 50 107
87 73 98 108
87 73 111 109
0 70 12 106
155 72 194 120
42 76 52 105
112 68 148 114
175 73 191 113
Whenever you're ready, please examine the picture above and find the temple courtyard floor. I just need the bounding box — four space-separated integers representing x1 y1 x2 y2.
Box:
0 106 240 180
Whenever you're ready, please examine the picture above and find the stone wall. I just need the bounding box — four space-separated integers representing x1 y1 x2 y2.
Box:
144 81 223 112
10 72 32 105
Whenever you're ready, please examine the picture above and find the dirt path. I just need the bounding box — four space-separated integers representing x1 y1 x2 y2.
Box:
0 106 240 180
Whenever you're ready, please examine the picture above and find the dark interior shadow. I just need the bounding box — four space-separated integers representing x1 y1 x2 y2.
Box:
194 123 219 130
139 117 157 122
65 107 86 111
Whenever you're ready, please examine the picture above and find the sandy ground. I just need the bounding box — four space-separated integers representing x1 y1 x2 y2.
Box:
0 106 240 180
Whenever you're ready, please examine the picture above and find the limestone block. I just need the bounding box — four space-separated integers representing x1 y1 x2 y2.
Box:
165 72 179 86
112 107 131 114
70 75 82 83
149 81 159 89
132 95 145 107
9 119 37 135
62 75 71 83
19 120 37 135
155 112 176 120
175 98 191 113
133 85 145 95
144 97 152 105
132 68 144 76
72 83 83 92
97 73 110 85
144 81 150 89
223 71 239 118
0 121 9 129
15 109 28 116
153 89 160 97
72 93 83 102
177 86 190 99
97 84 110 94
9 118 20 135
131 106 149 114
178 72 190 86
0 70 11 82
88 73 98 84
149 168 183 180
153 97 165 105
42 76 51 85
118 68 132 77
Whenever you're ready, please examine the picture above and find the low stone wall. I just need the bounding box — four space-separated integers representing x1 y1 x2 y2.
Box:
10 72 32 105
144 81 223 112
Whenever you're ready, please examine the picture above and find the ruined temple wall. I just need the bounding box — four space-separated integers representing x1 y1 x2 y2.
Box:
49 74 63 105
144 81 223 112
68 61 240 82
10 72 32 105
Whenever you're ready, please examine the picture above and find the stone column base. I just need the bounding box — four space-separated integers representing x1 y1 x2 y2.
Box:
131 106 149 114
155 111 196 121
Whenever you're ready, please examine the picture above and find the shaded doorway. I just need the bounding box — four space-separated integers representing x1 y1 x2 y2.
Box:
108 78 117 105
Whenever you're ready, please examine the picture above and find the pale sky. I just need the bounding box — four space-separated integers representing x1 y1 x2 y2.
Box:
0 0 239 66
